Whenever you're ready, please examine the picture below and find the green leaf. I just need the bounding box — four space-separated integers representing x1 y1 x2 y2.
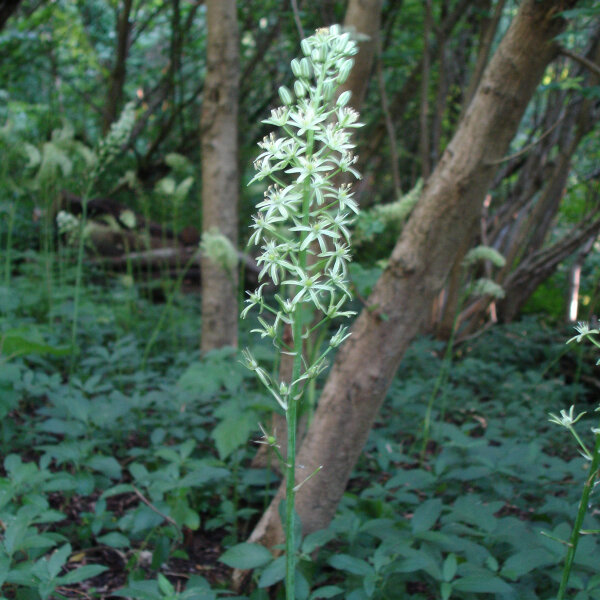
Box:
86 455 122 480
363 570 377 597
97 532 130 548
101 483 136 498
58 564 108 585
442 553 457 582
302 528 336 554
441 582 452 600
411 498 443 533
453 574 512 594
329 554 374 577
295 569 310 600
47 543 71 579
157 573 175 596
258 555 285 588
309 586 344 599
112 580 163 600
212 408 257 460
219 543 273 569
0 328 70 358
500 548 554 580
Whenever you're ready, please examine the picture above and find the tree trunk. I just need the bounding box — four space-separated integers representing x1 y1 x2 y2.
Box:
102 0 133 134
246 0 578 550
200 0 239 352
419 0 432 179
338 0 383 111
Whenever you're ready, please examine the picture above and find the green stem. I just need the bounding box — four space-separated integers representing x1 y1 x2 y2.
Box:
420 287 465 463
69 182 93 375
557 427 600 600
3 202 15 287
141 250 199 369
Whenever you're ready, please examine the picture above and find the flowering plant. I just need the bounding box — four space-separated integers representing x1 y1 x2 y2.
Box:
551 322 600 600
240 25 362 598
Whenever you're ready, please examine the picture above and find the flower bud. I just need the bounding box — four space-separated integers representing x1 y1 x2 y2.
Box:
294 79 306 98
290 58 302 78
299 57 312 79
337 58 354 84
322 80 334 102
278 85 293 106
336 90 352 107
311 45 327 64
300 38 311 56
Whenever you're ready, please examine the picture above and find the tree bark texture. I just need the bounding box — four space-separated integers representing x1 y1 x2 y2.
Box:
200 0 239 353
339 0 383 111
102 0 133 134
247 0 578 549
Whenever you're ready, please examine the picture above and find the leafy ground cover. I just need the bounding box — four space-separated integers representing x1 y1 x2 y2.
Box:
1 264 600 600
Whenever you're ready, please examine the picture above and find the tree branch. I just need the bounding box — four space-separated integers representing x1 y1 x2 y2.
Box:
561 46 600 77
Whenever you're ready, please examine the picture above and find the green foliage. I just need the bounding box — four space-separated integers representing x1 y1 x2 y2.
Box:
2 259 600 599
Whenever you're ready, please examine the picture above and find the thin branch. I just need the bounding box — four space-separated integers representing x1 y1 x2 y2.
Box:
133 487 182 539
487 114 566 165
419 0 432 179
561 46 600 78
376 37 401 197
290 0 304 40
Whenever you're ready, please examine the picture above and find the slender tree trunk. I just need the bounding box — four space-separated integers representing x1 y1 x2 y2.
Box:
103 0 134 134
246 0 579 550
358 0 472 174
419 0 432 179
200 0 239 352
459 0 507 121
567 237 595 323
338 0 383 111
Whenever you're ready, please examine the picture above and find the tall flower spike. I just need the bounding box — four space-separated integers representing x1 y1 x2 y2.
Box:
240 25 363 600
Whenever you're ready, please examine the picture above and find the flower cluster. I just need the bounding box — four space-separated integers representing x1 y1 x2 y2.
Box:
93 101 136 180
241 25 362 405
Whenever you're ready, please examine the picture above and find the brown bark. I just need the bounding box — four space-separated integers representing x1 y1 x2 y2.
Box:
247 0 578 550
102 0 134 134
200 0 239 352
338 0 383 111
459 0 507 121
419 0 432 179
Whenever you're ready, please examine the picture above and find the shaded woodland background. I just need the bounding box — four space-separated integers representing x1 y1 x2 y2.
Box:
2 1 600 599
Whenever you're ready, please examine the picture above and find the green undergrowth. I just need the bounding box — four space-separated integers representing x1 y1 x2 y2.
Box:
1 268 599 600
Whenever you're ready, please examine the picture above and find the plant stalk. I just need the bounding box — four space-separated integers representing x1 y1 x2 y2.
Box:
557 427 600 600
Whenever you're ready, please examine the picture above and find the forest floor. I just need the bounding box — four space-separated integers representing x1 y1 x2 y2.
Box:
2 269 600 600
